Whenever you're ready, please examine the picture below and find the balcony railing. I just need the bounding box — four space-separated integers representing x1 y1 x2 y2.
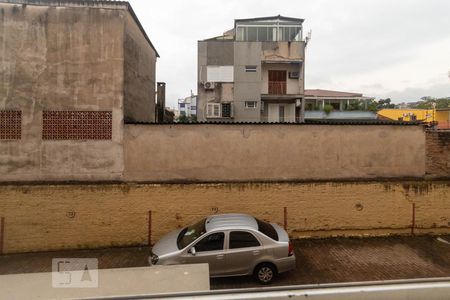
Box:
268 81 286 95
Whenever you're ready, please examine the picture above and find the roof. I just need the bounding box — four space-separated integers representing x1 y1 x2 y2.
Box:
0 0 159 57
205 214 257 232
127 120 423 126
235 15 304 25
305 89 364 98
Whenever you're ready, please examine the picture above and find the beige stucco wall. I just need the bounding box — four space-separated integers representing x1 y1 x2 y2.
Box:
0 181 448 254
124 124 426 182
0 3 126 181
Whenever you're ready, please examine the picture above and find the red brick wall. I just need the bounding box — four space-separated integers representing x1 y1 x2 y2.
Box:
426 130 450 178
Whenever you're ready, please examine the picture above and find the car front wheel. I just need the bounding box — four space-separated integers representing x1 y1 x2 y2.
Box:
254 263 276 284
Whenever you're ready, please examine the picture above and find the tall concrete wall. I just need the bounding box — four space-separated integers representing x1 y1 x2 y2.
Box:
0 3 125 181
0 181 448 254
123 12 157 123
124 124 426 182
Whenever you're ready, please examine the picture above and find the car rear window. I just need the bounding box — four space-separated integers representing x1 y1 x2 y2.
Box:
256 218 279 241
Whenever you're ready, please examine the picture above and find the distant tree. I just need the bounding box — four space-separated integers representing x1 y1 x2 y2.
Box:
366 98 396 112
410 97 450 109
323 104 333 115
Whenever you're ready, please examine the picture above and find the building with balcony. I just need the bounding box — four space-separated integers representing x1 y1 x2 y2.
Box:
197 15 307 123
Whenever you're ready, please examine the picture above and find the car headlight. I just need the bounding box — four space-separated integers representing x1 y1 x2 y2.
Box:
151 254 159 265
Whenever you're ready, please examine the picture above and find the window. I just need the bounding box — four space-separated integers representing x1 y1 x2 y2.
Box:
195 232 225 252
207 103 221 118
245 101 257 109
245 65 257 73
177 219 207 250
0 110 21 140
177 219 206 250
207 103 232 118
256 219 278 241
229 231 261 249
42 111 112 140
247 27 257 41
222 103 232 118
235 25 301 42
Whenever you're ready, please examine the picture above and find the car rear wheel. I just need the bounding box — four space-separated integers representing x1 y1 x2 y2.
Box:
254 263 276 284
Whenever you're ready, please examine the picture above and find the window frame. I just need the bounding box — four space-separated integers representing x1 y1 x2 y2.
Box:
245 65 257 73
193 232 225 253
207 103 221 118
245 101 258 109
228 230 262 250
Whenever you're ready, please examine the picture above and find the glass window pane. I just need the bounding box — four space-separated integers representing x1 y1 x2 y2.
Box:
229 231 261 249
267 27 274 41
248 27 257 41
195 232 225 252
236 27 244 41
283 27 290 41
257 27 268 41
290 27 301 41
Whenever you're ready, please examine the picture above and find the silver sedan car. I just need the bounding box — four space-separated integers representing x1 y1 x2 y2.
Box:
149 214 296 284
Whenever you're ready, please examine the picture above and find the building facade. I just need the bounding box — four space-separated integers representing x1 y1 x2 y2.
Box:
197 16 307 123
178 94 197 119
304 89 376 120
0 0 158 181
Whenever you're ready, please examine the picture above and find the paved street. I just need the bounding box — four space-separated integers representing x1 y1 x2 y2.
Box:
1 236 449 290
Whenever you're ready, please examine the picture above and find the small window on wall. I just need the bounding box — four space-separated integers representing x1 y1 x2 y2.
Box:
207 103 221 118
245 65 257 73
245 101 257 109
0 110 21 140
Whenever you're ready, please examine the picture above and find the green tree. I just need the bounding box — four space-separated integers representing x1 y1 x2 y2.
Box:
176 115 198 123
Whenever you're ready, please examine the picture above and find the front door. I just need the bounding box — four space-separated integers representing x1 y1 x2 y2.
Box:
181 232 226 276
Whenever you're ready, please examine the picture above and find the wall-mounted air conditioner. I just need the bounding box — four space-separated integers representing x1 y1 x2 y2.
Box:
204 82 216 90
289 72 300 79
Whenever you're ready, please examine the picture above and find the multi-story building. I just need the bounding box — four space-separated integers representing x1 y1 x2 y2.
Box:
197 15 307 123
178 94 198 118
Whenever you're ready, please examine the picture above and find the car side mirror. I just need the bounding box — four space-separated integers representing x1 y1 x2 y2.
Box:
189 247 196 256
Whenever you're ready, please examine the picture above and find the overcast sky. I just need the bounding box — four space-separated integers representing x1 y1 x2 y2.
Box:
128 0 450 108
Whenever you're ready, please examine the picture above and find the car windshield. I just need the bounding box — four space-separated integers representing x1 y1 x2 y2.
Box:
256 218 279 241
177 218 207 249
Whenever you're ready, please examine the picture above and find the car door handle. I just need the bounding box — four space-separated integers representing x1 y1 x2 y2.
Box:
253 250 260 255
216 254 224 260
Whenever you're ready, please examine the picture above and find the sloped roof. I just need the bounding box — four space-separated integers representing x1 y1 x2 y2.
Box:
0 0 159 57
305 89 364 98
235 15 304 24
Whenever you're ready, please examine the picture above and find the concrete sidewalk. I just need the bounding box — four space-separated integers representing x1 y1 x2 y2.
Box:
1 236 449 290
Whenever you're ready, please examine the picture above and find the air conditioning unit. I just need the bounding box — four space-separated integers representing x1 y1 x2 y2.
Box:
289 72 300 79
203 82 216 90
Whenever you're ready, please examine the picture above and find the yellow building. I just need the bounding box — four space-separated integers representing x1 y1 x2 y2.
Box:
435 108 450 129
378 109 435 122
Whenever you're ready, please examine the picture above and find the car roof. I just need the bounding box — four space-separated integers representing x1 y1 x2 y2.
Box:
205 214 258 232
